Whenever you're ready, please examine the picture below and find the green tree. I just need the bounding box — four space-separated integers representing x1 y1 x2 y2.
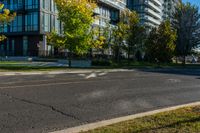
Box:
123 10 146 63
145 20 177 63
113 9 146 63
112 22 127 63
112 9 132 63
51 0 96 67
0 3 16 41
47 30 66 49
173 2 200 64
91 23 114 58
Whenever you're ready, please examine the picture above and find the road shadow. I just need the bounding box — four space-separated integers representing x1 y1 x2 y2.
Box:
134 68 200 77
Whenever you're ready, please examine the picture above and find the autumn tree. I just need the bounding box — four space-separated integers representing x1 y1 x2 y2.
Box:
0 2 16 41
91 23 114 57
122 10 146 62
112 9 130 63
173 2 200 64
145 20 177 63
51 0 96 67
112 9 145 63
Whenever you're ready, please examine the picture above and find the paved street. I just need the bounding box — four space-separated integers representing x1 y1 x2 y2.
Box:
0 69 200 133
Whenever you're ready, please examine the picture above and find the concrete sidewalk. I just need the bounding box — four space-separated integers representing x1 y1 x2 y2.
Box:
0 69 134 76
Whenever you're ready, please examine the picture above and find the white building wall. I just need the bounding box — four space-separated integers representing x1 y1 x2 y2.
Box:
94 0 126 27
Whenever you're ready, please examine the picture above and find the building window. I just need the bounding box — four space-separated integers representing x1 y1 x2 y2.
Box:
25 0 39 9
23 36 28 56
8 0 23 10
11 39 15 56
0 24 8 33
41 0 51 10
10 14 23 32
42 12 51 32
55 16 60 34
0 44 4 52
25 12 38 31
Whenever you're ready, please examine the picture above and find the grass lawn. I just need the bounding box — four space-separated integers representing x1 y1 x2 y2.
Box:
0 61 28 65
0 66 68 72
84 106 200 133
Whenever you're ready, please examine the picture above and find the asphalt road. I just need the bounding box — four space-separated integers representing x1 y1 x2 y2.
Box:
0 69 200 133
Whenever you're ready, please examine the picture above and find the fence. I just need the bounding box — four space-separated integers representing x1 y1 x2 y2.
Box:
0 48 136 61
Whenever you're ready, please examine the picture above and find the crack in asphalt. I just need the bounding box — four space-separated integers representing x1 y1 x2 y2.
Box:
0 92 84 123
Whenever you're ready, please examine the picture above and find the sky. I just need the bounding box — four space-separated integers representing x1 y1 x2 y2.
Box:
183 0 200 7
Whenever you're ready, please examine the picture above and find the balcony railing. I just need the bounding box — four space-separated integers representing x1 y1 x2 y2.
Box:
145 0 162 13
145 8 162 20
98 0 126 10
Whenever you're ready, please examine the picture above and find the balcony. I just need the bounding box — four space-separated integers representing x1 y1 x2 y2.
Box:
94 8 100 15
145 0 162 13
151 0 162 7
144 16 161 26
98 0 126 10
145 8 162 20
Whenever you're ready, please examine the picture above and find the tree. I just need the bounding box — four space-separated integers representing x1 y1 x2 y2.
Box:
47 30 67 56
112 22 128 63
112 9 132 63
91 23 114 58
173 2 200 64
0 2 16 41
145 20 177 63
52 0 96 67
123 10 146 62
112 9 146 63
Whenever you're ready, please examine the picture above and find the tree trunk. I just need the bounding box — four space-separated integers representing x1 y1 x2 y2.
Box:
68 52 72 68
176 56 178 64
68 45 72 68
90 48 93 60
182 55 186 66
128 46 130 66
117 46 120 64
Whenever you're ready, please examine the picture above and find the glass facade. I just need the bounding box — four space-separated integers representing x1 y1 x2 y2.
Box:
127 0 163 27
5 0 23 10
25 0 39 9
1 0 61 34
96 2 120 27
0 0 62 56
25 12 38 31
10 14 23 32
23 36 28 56
40 0 60 33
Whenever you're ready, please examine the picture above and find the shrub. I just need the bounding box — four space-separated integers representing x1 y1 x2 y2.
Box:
91 59 112 66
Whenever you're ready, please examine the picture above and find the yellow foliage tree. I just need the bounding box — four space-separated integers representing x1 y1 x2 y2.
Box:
0 3 16 41
50 0 97 67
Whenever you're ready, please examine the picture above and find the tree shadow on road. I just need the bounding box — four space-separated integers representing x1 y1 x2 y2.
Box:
134 68 200 78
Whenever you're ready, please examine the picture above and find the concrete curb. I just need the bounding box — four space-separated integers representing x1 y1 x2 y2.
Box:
50 101 200 133
0 71 92 76
0 69 135 76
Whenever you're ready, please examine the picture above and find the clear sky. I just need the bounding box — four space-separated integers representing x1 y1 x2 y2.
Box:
183 0 200 7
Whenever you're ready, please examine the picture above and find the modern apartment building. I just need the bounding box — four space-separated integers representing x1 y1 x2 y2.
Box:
0 0 62 56
163 0 179 21
94 0 127 27
0 0 126 56
127 0 179 28
127 0 163 27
